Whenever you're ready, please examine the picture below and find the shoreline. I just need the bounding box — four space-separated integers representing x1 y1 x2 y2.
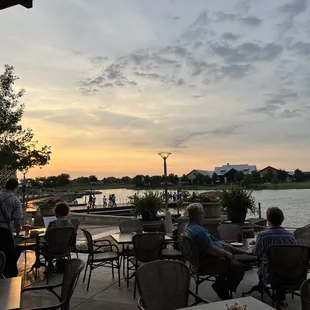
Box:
59 182 310 191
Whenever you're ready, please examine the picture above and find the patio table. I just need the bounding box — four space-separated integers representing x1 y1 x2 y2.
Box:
179 296 274 309
111 233 172 244
221 238 256 255
111 233 172 276
0 276 22 310
15 228 46 273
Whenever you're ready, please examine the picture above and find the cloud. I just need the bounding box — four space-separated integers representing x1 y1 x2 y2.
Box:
279 109 302 118
222 32 241 41
167 125 243 149
211 42 283 63
239 16 262 27
290 41 310 56
215 12 239 22
277 0 308 36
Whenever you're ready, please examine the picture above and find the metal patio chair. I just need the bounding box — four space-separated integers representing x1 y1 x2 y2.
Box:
127 232 165 298
81 228 120 290
301 278 310 310
22 259 85 310
137 260 210 310
262 244 310 307
0 251 5 279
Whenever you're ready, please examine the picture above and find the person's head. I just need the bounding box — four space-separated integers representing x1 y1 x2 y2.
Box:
54 202 70 218
186 203 205 224
266 207 284 227
5 178 19 191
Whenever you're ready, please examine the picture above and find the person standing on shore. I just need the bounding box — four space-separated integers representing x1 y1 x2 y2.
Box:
0 178 22 278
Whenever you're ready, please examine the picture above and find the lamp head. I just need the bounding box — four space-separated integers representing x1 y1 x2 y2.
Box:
158 152 171 160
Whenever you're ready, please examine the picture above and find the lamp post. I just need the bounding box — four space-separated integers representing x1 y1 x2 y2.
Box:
158 152 172 233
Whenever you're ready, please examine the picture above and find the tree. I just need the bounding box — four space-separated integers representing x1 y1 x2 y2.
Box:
211 173 219 184
150 175 162 186
251 171 262 183
88 175 98 183
180 174 188 183
133 175 144 187
277 169 288 182
235 171 244 183
167 173 179 184
0 65 51 184
294 169 305 182
57 173 70 186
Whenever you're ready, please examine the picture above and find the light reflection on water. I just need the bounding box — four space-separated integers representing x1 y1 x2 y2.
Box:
78 188 310 228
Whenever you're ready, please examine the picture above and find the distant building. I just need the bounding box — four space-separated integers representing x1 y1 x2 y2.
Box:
185 169 213 184
0 1 33 10
259 166 292 182
214 163 257 184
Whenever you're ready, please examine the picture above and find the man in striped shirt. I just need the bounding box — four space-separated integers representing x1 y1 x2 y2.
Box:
254 207 296 310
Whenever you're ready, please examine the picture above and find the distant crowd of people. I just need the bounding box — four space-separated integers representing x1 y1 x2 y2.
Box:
159 191 183 202
88 193 117 208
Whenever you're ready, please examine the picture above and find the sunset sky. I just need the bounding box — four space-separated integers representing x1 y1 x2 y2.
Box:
1 0 310 179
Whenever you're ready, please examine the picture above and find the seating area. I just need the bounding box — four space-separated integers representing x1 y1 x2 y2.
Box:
1 221 310 309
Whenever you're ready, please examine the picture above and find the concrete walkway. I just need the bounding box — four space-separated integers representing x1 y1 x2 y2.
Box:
17 225 303 310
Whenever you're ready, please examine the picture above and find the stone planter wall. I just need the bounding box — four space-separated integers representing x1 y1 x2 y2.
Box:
181 202 221 218
70 212 133 226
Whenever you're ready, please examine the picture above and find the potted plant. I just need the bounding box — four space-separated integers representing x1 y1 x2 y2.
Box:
182 192 221 218
36 199 56 217
129 191 164 221
219 186 257 223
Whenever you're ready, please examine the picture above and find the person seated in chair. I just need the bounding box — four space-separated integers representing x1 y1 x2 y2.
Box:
46 202 72 232
185 203 245 300
254 207 296 310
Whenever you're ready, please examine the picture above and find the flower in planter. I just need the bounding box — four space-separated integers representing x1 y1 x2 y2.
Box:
185 192 220 203
226 302 247 310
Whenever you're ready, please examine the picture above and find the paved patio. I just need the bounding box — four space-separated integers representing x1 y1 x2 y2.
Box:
18 225 303 309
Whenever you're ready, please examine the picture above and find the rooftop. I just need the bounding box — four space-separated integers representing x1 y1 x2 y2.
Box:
18 224 303 309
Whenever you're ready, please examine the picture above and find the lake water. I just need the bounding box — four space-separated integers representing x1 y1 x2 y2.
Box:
78 188 310 228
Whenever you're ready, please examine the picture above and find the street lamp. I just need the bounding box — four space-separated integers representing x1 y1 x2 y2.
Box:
158 152 172 233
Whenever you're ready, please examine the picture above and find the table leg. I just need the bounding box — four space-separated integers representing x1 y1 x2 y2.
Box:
27 237 45 274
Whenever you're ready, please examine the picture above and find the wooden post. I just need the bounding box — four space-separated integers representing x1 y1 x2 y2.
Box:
258 202 262 218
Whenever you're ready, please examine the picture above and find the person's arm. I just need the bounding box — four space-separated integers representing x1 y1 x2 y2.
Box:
198 229 233 260
207 245 233 259
13 199 22 236
253 234 263 260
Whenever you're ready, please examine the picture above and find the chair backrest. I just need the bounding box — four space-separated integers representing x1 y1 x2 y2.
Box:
119 219 143 234
295 226 310 246
81 229 94 255
181 234 200 267
176 223 187 243
137 260 190 310
0 251 5 279
60 259 85 310
70 219 80 232
45 227 75 255
217 224 243 241
132 232 164 262
301 278 310 310
267 245 310 286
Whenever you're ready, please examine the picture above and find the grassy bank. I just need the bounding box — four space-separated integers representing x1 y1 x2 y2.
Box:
63 182 310 191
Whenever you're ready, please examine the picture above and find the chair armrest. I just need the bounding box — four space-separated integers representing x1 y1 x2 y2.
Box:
188 290 210 305
24 305 60 310
93 243 120 255
22 283 62 302
137 297 146 310
93 239 112 244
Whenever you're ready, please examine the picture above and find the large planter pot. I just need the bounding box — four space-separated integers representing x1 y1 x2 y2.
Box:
182 202 221 218
38 207 55 217
140 210 157 221
227 209 247 223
